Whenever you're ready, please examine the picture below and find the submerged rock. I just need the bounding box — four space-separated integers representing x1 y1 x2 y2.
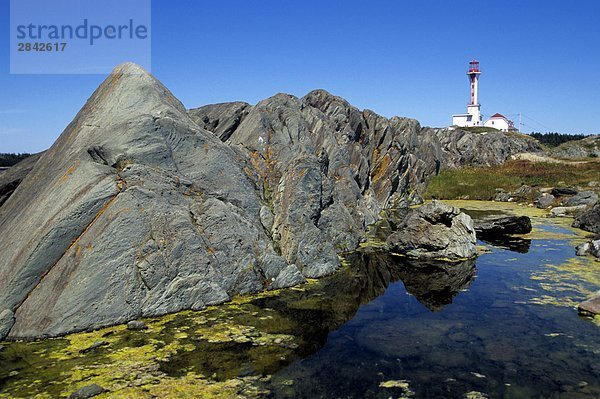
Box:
386 201 477 261
474 216 532 237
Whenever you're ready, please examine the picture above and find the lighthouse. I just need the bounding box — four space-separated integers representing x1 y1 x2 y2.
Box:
452 60 483 127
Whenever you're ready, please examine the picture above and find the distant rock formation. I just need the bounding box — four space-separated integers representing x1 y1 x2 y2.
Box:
0 63 539 340
550 135 600 159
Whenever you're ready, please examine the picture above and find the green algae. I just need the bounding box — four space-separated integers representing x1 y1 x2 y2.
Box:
0 257 391 398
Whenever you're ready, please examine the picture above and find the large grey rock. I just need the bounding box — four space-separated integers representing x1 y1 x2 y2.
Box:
474 216 532 236
0 64 298 339
386 201 477 261
436 129 541 168
572 204 600 233
565 190 598 207
493 189 511 202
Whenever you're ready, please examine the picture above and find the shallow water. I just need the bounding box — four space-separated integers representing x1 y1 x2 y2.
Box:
0 203 599 398
266 210 600 399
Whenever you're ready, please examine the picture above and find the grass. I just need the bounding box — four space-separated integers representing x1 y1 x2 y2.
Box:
425 159 600 200
458 126 500 134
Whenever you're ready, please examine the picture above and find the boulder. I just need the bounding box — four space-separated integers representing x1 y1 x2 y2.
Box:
565 190 598 207
575 239 600 258
551 187 578 197
68 384 105 399
386 201 477 261
474 216 532 237
572 204 600 233
578 291 600 317
493 189 511 202
512 184 535 201
126 320 148 331
550 205 588 218
536 193 555 208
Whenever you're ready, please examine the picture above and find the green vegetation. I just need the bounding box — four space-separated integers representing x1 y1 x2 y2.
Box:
425 160 600 200
0 153 31 167
529 132 588 147
457 126 500 134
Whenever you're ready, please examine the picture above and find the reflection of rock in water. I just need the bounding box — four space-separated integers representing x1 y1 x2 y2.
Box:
397 258 477 311
480 236 531 253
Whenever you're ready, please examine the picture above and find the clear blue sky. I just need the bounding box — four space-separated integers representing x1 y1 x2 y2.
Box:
1 0 599 153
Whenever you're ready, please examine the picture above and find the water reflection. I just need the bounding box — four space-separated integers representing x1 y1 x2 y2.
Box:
479 236 531 253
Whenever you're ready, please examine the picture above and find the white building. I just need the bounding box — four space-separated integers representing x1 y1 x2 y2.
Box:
452 60 483 127
484 113 513 132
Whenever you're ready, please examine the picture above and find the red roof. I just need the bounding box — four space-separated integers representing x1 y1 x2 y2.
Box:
490 113 507 119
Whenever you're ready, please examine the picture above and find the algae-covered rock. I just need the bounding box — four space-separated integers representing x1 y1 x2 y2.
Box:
68 384 105 399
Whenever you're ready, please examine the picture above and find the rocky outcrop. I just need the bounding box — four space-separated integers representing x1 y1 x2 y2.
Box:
188 102 250 142
550 135 600 159
474 216 532 237
0 64 307 339
386 201 477 261
435 129 541 168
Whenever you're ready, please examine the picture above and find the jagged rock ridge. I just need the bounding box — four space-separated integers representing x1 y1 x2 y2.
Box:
0 63 539 339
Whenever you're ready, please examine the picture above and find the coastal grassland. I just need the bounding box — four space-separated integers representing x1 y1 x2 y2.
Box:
425 159 600 200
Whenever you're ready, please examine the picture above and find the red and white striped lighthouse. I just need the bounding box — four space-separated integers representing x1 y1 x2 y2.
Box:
452 60 484 127
468 60 481 106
